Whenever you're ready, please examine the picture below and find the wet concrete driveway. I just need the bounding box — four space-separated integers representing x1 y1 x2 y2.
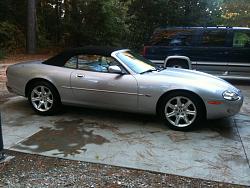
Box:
1 83 250 185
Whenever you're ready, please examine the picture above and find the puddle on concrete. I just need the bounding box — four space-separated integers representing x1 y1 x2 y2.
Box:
78 119 120 132
13 119 110 157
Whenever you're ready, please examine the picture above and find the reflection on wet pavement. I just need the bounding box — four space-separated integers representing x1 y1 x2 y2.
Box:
15 119 110 157
203 119 240 141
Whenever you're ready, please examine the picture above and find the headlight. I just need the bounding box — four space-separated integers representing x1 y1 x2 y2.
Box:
223 90 240 101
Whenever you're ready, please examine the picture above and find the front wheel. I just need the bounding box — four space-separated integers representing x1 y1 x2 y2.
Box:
159 92 204 131
28 81 61 115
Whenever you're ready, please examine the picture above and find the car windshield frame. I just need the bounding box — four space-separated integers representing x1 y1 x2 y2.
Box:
115 50 158 74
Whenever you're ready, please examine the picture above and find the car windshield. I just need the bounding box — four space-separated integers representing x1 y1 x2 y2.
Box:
116 51 157 74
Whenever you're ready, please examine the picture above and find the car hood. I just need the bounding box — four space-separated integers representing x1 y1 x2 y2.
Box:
159 67 222 80
148 68 239 92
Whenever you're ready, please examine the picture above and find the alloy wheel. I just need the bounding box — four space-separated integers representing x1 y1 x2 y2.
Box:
31 86 54 112
164 96 197 127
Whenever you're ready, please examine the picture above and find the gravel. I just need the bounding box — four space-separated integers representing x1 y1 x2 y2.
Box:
0 150 245 188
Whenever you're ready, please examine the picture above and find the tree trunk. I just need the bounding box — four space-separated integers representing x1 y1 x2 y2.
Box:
27 0 37 54
55 0 61 44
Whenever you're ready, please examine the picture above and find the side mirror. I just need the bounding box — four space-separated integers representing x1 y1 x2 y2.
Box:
108 65 123 74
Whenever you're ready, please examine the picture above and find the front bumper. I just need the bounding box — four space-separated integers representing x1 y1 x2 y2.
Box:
206 95 243 119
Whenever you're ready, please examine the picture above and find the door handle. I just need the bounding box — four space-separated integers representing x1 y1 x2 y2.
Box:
76 74 84 78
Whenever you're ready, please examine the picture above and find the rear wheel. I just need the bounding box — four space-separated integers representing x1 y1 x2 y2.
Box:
159 91 204 131
28 81 61 115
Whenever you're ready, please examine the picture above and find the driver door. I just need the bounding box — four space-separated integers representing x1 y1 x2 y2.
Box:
70 54 138 111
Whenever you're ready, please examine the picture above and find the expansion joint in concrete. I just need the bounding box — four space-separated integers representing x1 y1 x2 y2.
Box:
234 118 250 169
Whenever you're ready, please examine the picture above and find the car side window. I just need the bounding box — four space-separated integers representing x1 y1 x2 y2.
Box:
77 55 109 72
64 54 127 73
64 56 78 69
76 55 126 74
233 31 250 48
201 30 227 47
151 30 193 47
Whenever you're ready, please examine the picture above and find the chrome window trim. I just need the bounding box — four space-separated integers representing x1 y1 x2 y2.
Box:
65 53 130 74
217 75 250 80
195 61 228 66
150 60 250 67
112 49 140 75
227 62 250 67
195 61 250 67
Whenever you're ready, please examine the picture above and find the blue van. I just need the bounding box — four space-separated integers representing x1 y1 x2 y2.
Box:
143 27 250 80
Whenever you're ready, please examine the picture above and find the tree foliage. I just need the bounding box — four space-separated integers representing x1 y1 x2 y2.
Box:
0 0 26 53
0 0 249 53
126 0 214 48
221 0 250 27
36 0 129 48
0 21 25 51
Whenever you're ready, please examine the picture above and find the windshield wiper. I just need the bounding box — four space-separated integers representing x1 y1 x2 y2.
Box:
140 68 157 74
154 65 165 72
156 67 165 72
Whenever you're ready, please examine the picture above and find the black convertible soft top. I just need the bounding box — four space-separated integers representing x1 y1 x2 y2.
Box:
43 46 123 67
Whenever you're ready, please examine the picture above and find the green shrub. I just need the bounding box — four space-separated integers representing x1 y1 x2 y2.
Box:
0 49 5 60
0 21 25 52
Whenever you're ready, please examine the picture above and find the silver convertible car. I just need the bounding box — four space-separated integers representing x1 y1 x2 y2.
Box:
6 47 243 131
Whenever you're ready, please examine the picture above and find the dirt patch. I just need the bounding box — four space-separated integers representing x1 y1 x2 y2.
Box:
0 51 56 65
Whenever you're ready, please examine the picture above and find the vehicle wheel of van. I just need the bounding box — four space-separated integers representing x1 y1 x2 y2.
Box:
28 81 61 115
159 91 204 131
167 59 189 69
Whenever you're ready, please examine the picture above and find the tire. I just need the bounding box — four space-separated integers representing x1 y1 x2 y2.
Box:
28 81 61 115
167 59 189 69
159 91 205 131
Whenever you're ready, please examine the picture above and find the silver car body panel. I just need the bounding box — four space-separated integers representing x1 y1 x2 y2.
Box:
69 69 138 111
6 49 243 119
